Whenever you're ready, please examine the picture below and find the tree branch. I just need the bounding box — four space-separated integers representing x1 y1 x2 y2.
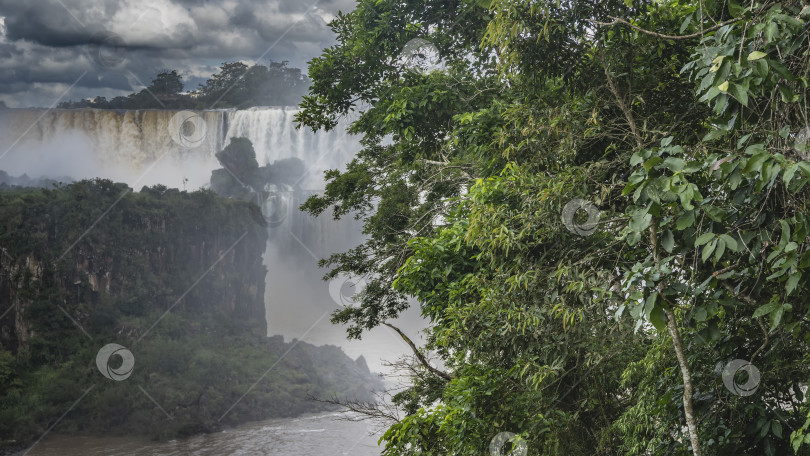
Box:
720 281 758 306
599 48 643 149
383 322 453 381
750 317 770 364
308 392 400 424
594 16 743 41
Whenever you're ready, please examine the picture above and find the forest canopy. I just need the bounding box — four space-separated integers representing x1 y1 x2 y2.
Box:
57 60 309 110
295 0 810 454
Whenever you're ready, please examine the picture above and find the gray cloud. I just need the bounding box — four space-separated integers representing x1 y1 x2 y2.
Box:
0 0 353 107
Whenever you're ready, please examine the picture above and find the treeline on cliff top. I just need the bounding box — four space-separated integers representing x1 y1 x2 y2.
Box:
57 60 309 110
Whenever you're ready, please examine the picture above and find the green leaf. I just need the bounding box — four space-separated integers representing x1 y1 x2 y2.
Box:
728 0 743 16
761 420 771 438
676 211 695 230
778 85 799 103
643 156 663 172
768 58 795 80
662 230 675 253
684 161 703 173
786 272 801 295
765 21 778 42
742 152 770 174
703 205 727 222
715 238 726 262
719 234 739 251
663 157 686 172
679 15 692 34
772 421 783 439
693 306 708 322
780 220 791 248
753 300 780 318
729 83 749 106
695 232 715 246
702 239 717 262
784 164 797 184
747 51 767 61
737 133 752 149
771 306 784 331
643 292 657 316
745 143 766 155
629 210 652 232
649 304 668 331
798 162 810 177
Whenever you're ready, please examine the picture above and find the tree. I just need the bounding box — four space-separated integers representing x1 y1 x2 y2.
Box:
149 70 184 95
298 0 810 454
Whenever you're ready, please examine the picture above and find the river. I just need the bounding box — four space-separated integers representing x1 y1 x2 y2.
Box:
25 412 384 456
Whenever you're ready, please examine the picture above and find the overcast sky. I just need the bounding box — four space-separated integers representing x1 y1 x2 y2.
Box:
0 0 356 108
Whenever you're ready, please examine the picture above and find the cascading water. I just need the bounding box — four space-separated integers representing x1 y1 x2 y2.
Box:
0 107 358 192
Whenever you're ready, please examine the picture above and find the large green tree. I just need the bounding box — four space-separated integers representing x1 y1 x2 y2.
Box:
297 0 810 454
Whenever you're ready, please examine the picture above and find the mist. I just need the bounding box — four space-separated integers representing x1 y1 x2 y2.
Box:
0 106 426 374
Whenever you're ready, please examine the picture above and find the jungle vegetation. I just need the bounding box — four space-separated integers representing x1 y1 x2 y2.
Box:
296 0 810 454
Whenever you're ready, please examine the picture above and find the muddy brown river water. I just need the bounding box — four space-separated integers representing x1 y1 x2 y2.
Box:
24 412 383 456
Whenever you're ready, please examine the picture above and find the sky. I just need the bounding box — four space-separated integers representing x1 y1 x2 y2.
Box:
0 0 356 108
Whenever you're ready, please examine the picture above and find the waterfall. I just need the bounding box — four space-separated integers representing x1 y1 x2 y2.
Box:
0 107 358 191
0 106 374 351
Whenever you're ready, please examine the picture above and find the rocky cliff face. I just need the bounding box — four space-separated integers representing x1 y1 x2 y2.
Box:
0 180 267 355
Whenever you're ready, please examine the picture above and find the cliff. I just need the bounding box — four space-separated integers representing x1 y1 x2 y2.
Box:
0 180 382 450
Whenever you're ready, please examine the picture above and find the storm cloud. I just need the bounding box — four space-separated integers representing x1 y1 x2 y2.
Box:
0 0 353 107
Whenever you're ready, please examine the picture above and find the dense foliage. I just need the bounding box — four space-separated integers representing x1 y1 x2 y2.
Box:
57 61 309 109
0 180 381 450
297 0 810 454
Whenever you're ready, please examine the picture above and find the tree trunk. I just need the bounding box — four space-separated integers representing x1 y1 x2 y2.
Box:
664 308 703 456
